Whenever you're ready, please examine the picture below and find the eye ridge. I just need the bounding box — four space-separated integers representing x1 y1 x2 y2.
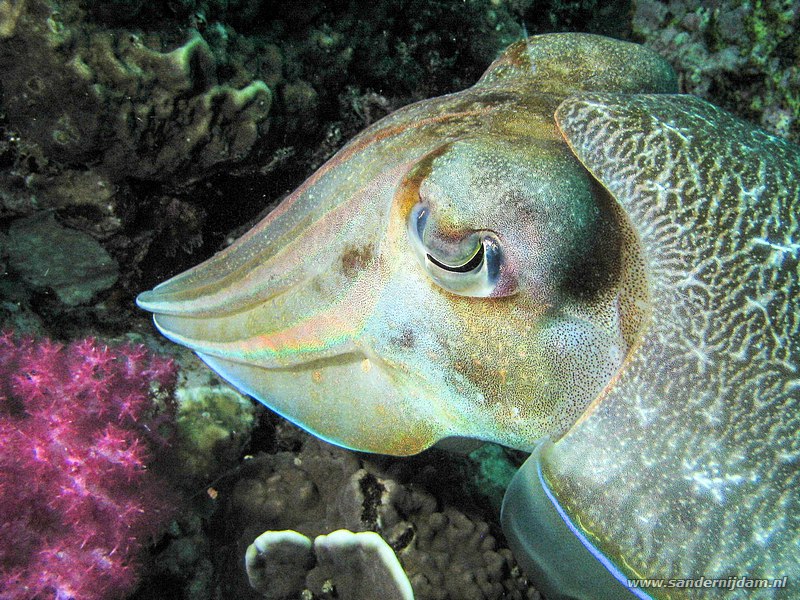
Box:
426 242 484 273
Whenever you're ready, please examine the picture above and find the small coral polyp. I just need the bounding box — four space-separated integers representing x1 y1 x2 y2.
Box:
0 332 179 600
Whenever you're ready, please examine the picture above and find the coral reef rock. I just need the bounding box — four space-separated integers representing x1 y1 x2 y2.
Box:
633 0 800 143
0 0 272 183
222 432 539 600
5 212 118 305
247 529 415 600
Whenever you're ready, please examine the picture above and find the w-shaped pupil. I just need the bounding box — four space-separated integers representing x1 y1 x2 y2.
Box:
427 243 484 273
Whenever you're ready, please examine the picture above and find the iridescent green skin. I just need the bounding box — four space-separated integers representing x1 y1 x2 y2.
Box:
137 34 800 598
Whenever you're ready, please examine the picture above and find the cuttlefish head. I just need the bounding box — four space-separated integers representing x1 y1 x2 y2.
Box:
138 34 673 456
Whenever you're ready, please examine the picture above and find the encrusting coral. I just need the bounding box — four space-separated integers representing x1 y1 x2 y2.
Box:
0 0 275 334
0 0 272 184
170 351 258 488
245 530 315 600
246 529 415 600
0 333 180 599
217 428 538 600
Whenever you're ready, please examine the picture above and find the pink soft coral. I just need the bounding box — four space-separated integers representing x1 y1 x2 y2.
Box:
0 333 180 600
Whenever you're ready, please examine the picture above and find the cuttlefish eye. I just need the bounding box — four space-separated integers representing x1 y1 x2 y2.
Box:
407 202 513 297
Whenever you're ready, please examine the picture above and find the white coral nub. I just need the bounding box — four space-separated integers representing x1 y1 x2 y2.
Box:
246 528 414 600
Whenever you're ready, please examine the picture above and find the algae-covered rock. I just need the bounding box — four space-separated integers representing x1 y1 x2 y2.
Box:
467 443 521 513
174 380 257 486
0 0 272 183
5 212 118 305
633 0 799 142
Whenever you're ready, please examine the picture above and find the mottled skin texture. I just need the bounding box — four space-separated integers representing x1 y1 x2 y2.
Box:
138 34 799 598
546 94 799 594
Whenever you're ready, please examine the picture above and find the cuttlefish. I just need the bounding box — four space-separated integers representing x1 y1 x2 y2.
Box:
138 33 799 599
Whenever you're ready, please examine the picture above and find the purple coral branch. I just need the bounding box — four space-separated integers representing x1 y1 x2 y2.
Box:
0 332 180 600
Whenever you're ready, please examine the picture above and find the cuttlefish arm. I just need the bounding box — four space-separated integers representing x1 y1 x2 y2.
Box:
503 93 800 598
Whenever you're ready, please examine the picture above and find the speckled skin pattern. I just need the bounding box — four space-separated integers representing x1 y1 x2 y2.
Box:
547 94 799 593
138 33 799 594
